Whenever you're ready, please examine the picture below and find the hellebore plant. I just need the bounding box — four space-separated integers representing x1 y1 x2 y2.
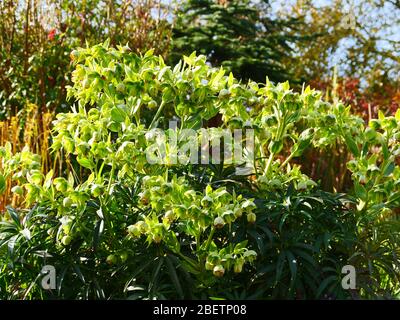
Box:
1 41 399 299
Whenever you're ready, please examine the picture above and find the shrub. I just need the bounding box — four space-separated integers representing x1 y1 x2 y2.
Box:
1 42 399 299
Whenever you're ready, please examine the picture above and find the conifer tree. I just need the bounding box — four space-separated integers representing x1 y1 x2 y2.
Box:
171 0 305 83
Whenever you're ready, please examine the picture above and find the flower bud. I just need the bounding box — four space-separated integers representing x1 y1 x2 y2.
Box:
61 235 72 246
205 261 214 271
91 184 102 197
234 207 243 218
234 259 244 273
153 234 162 244
127 224 141 237
164 210 175 222
213 265 225 277
201 195 213 207
116 83 126 93
148 100 158 109
218 89 231 99
11 185 24 196
120 252 129 263
247 212 256 224
63 197 73 208
214 216 225 229
106 254 119 265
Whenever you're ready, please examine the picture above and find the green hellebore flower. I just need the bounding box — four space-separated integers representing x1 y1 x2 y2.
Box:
91 184 102 198
214 216 225 229
164 210 175 222
54 177 69 192
11 185 24 196
127 224 141 237
70 50 80 61
106 254 119 265
242 200 256 213
205 261 214 271
82 78 90 89
153 234 162 244
61 235 72 246
120 252 129 263
218 89 231 99
262 115 278 127
116 83 126 93
63 197 73 208
234 259 245 273
201 195 213 207
369 119 381 130
213 265 225 277
148 100 158 109
247 212 256 224
234 207 243 218
136 221 148 232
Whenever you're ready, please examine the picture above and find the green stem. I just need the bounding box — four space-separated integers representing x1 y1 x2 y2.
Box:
97 161 105 182
204 227 215 252
280 151 295 169
264 152 275 176
197 227 216 272
149 101 165 129
106 160 116 198
195 233 201 253
264 112 286 176
277 112 287 141
176 252 198 270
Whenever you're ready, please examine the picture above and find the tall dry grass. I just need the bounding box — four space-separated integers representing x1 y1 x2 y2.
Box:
0 103 53 211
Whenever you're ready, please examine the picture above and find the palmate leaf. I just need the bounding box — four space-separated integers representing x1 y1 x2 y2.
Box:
123 258 157 293
148 256 164 297
7 234 19 257
165 255 184 299
343 133 360 157
275 251 286 284
0 221 19 234
93 219 104 251
286 251 297 286
316 275 339 298
77 156 94 169
6 207 21 229
292 248 317 268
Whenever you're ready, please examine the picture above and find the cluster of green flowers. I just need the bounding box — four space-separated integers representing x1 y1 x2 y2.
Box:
126 175 257 276
205 242 257 277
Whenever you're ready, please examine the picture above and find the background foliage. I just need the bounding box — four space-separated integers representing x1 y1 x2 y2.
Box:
170 0 307 83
